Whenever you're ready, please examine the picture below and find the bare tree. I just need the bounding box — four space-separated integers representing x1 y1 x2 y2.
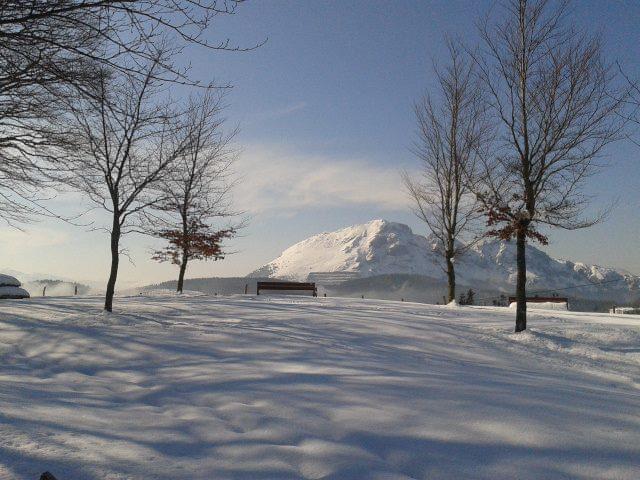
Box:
0 1 255 82
150 91 240 293
63 55 188 311
0 8 97 225
0 1 256 225
403 42 488 303
618 68 640 147
473 0 625 332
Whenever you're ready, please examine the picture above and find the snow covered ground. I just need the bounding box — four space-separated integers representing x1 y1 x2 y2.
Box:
0 294 639 479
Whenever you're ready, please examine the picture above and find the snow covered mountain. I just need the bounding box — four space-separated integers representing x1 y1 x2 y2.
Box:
250 219 640 301
251 220 435 279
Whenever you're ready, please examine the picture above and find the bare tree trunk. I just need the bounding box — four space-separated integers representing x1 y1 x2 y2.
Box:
104 217 121 312
177 251 188 293
446 252 456 303
176 211 189 293
515 228 527 332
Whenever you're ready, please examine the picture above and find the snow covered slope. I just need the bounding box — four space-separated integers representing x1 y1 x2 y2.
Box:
250 219 640 301
0 295 639 479
251 219 438 279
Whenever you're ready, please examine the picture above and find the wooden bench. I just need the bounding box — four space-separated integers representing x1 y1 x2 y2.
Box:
257 281 317 297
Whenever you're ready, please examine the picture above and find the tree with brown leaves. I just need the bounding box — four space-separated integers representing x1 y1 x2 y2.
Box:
150 91 240 293
152 223 235 292
473 0 626 332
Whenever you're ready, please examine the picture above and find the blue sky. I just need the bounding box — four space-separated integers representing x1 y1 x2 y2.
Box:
1 0 639 286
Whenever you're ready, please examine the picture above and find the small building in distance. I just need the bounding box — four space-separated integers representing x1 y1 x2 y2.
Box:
0 274 30 299
307 271 361 287
609 306 640 315
508 296 569 311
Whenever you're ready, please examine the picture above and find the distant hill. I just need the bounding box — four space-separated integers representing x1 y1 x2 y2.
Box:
324 274 628 312
1 269 103 295
139 273 624 312
22 279 91 297
142 277 271 296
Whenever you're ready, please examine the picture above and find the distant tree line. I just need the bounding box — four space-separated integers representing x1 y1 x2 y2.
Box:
458 289 475 306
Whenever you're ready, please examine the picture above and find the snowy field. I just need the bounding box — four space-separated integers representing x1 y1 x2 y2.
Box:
0 294 639 480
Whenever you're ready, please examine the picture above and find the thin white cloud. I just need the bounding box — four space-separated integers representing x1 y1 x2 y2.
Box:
0 225 70 251
248 102 308 123
270 101 307 117
235 145 408 213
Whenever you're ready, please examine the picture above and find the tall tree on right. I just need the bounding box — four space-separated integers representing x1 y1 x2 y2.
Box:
472 0 626 332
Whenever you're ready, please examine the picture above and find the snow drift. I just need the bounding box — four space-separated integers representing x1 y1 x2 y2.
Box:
0 274 29 299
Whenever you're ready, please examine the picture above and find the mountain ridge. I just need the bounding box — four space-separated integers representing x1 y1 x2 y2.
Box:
249 219 639 302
